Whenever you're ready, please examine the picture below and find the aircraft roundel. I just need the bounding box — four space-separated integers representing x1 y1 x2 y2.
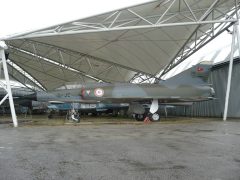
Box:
196 67 204 72
94 88 104 97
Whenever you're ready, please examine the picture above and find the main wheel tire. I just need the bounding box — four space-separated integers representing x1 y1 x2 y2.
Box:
150 113 160 121
135 114 146 121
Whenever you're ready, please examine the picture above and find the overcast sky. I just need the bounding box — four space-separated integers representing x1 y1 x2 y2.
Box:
0 0 148 38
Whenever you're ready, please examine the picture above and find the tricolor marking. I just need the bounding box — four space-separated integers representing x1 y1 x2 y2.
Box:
94 88 104 97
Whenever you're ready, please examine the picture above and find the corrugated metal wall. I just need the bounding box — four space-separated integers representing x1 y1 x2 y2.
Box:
172 58 240 118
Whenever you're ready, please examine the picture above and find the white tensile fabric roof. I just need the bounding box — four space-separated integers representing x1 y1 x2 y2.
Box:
4 0 238 90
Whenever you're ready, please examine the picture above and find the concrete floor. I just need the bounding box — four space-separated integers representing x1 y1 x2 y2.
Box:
0 119 239 180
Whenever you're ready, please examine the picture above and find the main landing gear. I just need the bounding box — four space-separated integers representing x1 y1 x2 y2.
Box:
135 113 160 121
135 99 160 122
150 113 160 121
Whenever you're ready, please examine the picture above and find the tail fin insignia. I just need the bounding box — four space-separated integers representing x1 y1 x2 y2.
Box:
163 61 213 85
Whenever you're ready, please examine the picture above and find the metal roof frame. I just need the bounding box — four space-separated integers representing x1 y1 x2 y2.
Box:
7 59 47 90
7 40 141 86
4 0 238 85
9 45 102 82
5 0 237 39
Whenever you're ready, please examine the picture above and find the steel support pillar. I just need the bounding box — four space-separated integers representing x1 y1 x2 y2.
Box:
0 41 18 127
223 23 239 121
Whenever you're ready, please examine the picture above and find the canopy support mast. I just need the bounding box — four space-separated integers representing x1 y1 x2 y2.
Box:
0 41 18 127
223 21 240 121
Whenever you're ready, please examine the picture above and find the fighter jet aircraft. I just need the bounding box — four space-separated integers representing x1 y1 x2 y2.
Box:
22 61 214 121
80 61 214 121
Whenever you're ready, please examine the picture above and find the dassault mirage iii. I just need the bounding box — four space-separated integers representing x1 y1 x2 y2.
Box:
25 61 215 121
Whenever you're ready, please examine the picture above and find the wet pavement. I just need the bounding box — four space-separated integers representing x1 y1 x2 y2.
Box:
0 119 239 180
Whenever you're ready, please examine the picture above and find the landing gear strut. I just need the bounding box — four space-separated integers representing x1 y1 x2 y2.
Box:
148 99 160 121
133 99 161 122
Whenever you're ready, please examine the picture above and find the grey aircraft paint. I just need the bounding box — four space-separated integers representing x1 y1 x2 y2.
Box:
81 61 214 103
9 61 213 105
0 61 214 120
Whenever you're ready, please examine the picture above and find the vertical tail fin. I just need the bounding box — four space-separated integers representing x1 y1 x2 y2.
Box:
163 61 213 85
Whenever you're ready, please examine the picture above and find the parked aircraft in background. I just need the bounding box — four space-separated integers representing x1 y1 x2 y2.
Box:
20 61 214 121
47 103 128 114
0 88 129 120
47 102 128 120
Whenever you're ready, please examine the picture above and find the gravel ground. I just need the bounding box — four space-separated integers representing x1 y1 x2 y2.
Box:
0 118 239 180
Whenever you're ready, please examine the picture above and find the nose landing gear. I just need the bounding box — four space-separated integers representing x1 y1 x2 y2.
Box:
67 109 80 123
